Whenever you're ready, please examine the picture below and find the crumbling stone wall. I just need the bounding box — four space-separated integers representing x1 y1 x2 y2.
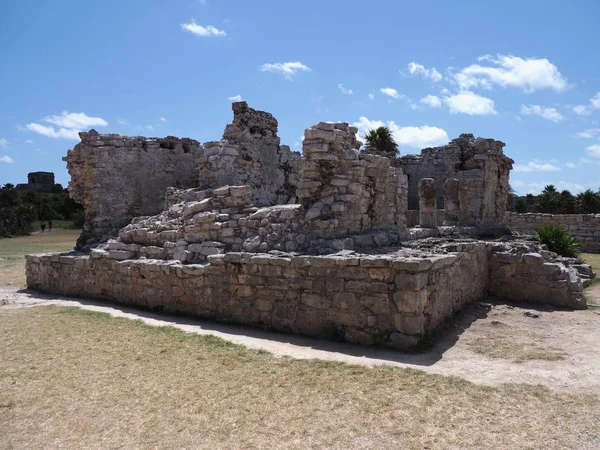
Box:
395 134 514 226
64 130 202 249
298 122 408 238
198 102 301 206
506 212 600 253
489 251 586 308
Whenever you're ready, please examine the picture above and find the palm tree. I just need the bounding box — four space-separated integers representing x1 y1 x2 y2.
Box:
575 189 600 214
363 126 399 158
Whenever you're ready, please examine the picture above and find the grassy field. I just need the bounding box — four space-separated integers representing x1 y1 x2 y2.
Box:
1 305 599 450
0 228 79 287
1 233 600 448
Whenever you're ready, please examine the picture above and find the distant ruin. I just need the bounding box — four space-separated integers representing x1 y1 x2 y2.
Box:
16 171 60 192
26 102 595 349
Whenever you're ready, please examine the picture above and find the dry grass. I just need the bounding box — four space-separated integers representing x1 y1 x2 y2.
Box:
1 306 599 450
467 322 566 363
582 253 600 272
582 253 600 305
0 228 79 287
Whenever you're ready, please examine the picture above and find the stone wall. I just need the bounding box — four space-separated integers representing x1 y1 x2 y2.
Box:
395 134 514 226
25 239 588 351
489 250 586 308
506 212 600 253
198 102 301 207
64 130 202 249
25 244 490 349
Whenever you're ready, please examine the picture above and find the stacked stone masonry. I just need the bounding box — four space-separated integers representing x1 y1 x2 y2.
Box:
198 101 301 207
506 212 600 253
25 240 586 350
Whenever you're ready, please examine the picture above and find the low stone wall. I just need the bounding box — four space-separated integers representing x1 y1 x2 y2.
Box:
489 250 585 308
26 245 490 349
25 240 588 349
506 213 600 253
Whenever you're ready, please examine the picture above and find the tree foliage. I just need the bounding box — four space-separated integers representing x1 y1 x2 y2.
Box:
510 185 600 214
0 184 83 237
362 126 399 158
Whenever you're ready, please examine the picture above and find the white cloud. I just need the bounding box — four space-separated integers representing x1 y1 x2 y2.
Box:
25 139 34 144
573 105 591 116
565 158 592 169
513 160 562 172
159 117 168 122
117 118 129 125
420 95 441 108
338 83 354 95
443 91 496 115
380 87 400 99
259 61 310 80
520 104 564 122
454 54 569 93
146 125 154 132
26 111 107 140
43 111 108 129
352 116 449 149
0 138 7 148
511 180 586 195
25 123 81 140
180 20 226 37
572 92 600 116
407 62 443 82
368 93 375 100
0 155 14 163
576 128 600 139
586 144 600 158
228 95 243 101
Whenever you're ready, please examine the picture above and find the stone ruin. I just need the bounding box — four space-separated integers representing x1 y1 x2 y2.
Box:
16 171 60 192
25 102 596 350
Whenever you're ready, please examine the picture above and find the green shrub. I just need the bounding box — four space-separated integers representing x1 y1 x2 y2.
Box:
537 224 581 257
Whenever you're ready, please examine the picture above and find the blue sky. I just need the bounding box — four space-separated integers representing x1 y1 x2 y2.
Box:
1 0 599 195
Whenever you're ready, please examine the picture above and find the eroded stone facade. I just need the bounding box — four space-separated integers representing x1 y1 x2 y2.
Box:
64 130 202 249
396 134 514 227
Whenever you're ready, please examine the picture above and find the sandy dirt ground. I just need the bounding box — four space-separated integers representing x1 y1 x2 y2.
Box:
2 285 600 396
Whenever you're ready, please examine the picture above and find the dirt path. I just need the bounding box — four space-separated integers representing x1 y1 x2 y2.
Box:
2 286 600 396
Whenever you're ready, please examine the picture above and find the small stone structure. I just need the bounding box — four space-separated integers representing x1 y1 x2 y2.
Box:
16 171 59 192
396 134 514 227
506 212 600 253
25 102 595 350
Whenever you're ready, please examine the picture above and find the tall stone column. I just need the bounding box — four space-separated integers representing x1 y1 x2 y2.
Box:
418 178 437 228
443 178 460 226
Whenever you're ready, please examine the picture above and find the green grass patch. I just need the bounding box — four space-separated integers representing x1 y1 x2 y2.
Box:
582 253 600 272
